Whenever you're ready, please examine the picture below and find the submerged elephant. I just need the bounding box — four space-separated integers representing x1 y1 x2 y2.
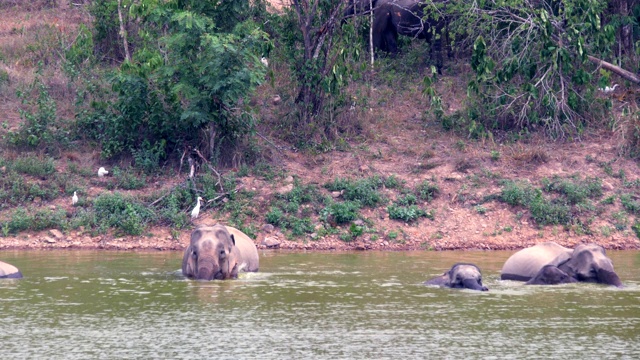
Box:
525 265 577 285
501 242 622 287
0 260 23 279
424 263 489 291
182 224 259 280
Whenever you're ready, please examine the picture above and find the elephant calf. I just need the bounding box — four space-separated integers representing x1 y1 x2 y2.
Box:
182 224 259 280
424 263 489 291
0 260 23 279
525 265 577 285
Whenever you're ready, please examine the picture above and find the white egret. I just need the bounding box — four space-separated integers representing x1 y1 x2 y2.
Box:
72 191 78 205
191 196 203 220
261 57 269 67
599 84 618 93
98 167 109 177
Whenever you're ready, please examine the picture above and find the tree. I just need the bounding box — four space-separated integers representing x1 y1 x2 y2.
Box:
94 0 269 165
463 0 620 138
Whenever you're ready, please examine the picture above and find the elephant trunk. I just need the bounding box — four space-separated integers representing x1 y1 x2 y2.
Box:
597 268 623 287
196 256 220 280
462 279 488 291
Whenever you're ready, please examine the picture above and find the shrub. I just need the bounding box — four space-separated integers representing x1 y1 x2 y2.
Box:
542 176 602 204
500 180 537 206
388 204 432 222
415 180 439 201
324 201 360 224
94 193 155 235
325 177 384 207
11 155 56 177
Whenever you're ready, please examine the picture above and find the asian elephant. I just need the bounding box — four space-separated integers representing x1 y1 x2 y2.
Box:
0 260 23 279
424 263 489 291
525 265 577 285
382 0 451 73
501 242 623 287
182 224 259 280
343 0 449 73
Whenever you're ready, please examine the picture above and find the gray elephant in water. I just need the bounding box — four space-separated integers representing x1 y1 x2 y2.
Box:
525 265 577 285
501 242 622 287
424 263 489 291
0 260 23 279
182 224 259 280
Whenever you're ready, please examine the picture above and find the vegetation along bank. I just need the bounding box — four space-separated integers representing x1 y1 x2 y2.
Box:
1 1 639 251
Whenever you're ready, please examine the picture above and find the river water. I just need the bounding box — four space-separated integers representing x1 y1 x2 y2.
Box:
1 250 639 359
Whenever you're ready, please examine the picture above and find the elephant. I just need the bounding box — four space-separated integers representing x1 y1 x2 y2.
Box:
525 265 577 285
343 0 449 73
501 242 623 287
424 263 489 291
0 260 23 279
182 224 259 280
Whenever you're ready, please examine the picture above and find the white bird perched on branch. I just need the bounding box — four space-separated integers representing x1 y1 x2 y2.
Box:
261 57 269 67
72 191 78 205
98 167 109 177
599 84 618 93
191 196 203 220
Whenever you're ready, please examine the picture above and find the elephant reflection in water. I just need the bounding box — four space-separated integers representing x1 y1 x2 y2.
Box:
501 242 623 287
424 263 489 291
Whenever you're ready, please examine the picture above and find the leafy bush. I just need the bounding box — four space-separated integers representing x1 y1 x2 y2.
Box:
528 193 572 226
11 155 56 177
500 180 537 206
620 194 640 215
94 193 155 235
415 180 439 201
324 201 360 224
542 176 602 204
325 177 384 207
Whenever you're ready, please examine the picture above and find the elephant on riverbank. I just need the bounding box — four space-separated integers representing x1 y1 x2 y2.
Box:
525 265 577 285
182 225 259 280
501 242 623 287
0 260 23 279
343 0 449 73
424 263 489 291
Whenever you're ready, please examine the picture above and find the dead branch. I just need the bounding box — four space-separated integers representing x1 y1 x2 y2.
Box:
192 148 224 192
588 55 640 85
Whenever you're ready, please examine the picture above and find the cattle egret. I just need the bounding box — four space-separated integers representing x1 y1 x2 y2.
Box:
191 196 203 220
261 57 269 67
599 84 618 93
98 167 109 177
72 191 78 205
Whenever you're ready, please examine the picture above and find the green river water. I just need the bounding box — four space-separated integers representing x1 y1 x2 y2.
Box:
1 250 639 359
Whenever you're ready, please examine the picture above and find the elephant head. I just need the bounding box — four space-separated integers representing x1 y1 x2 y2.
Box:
0 260 23 279
556 244 622 287
182 225 242 280
525 265 577 285
425 263 489 291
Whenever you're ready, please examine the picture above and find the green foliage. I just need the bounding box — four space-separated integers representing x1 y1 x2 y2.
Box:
387 204 431 223
8 72 60 149
528 193 572 225
324 200 360 225
10 155 56 177
94 193 155 235
500 180 537 206
90 0 269 165
4 207 68 235
632 222 640 239
542 175 602 204
414 180 439 201
465 0 615 138
325 176 384 207
108 167 147 190
620 194 640 215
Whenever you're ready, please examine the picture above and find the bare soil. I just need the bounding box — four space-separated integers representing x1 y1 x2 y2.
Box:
1 2 639 253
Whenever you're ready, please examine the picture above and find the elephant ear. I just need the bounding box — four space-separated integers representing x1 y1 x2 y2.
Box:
182 245 196 277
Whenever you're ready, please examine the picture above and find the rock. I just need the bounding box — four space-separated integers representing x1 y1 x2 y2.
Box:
276 183 294 194
272 95 281 105
355 242 367 250
262 224 275 233
49 229 64 239
353 219 364 226
262 237 281 248
44 237 56 244
359 165 370 172
284 175 294 184
331 191 342 198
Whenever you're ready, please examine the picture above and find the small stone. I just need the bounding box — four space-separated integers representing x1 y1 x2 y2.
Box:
331 191 342 198
276 184 294 194
44 237 56 244
284 175 294 184
262 237 281 248
262 224 275 233
49 229 64 239
353 219 364 226
359 165 370 172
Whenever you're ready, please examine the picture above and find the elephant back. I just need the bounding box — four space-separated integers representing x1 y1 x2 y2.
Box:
0 260 23 279
501 242 572 281
226 226 259 272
